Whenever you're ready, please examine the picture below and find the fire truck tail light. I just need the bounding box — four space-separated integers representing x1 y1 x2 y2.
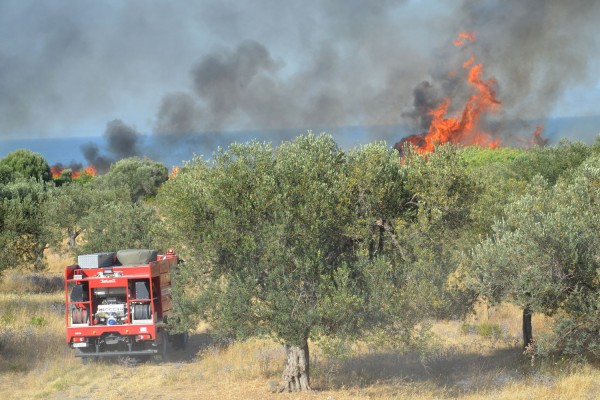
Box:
73 337 86 342
137 334 151 340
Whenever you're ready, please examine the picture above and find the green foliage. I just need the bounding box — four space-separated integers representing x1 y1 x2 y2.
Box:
101 157 168 202
43 180 129 250
509 139 591 184
0 149 52 183
461 146 524 168
461 322 502 339
465 155 600 357
76 200 160 255
397 145 481 319
0 164 14 184
52 168 73 187
0 178 49 271
346 143 409 260
159 135 407 349
29 316 46 327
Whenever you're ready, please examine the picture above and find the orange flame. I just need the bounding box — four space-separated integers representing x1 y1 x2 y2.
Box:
462 55 475 69
85 166 97 176
51 166 63 179
400 32 502 155
453 31 476 47
529 124 548 147
169 166 180 179
50 165 96 180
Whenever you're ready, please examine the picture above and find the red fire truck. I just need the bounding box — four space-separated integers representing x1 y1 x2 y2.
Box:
64 249 187 361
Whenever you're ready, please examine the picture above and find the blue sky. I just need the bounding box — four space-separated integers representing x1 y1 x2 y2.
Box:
0 0 598 145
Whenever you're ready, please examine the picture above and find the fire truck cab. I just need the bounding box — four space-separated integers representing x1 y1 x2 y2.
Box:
64 249 187 361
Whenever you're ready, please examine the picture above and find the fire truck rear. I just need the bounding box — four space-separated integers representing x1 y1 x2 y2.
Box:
64 249 186 361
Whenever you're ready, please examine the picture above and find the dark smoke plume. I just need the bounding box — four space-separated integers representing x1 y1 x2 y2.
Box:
104 119 141 160
81 143 112 174
50 162 83 172
403 0 600 142
2 1 599 160
81 119 142 173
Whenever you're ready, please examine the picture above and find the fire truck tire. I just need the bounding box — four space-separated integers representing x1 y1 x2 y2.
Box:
171 332 189 350
152 330 168 362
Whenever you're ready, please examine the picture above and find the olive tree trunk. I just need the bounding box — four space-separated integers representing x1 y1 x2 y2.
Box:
33 241 47 271
281 340 311 392
67 228 80 249
522 306 533 349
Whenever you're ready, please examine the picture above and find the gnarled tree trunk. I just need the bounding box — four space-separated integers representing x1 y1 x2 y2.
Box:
522 306 533 349
33 241 47 271
67 228 80 249
281 340 311 392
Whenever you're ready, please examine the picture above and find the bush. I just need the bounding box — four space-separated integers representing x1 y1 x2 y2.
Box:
461 322 502 339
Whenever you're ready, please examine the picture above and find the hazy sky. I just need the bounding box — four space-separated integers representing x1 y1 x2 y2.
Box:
1 0 599 141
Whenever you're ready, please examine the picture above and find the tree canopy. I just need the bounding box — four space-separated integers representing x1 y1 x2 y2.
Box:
463 156 600 355
0 178 49 271
158 135 421 390
0 149 52 183
101 157 169 202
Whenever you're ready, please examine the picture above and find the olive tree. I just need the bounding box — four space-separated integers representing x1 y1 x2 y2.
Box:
158 135 409 391
101 157 169 202
465 158 600 352
0 178 49 271
76 200 160 256
43 180 129 250
367 145 483 346
0 149 52 182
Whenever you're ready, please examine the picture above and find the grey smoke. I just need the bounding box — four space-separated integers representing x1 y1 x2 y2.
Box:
403 0 600 140
50 162 84 174
104 119 142 160
0 0 599 155
81 143 112 174
81 119 142 173
402 81 440 131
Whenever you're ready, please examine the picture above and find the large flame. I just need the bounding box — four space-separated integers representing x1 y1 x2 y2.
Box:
402 32 501 154
397 32 547 155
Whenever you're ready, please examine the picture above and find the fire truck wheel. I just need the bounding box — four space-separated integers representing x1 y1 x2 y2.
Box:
171 332 189 350
152 330 168 362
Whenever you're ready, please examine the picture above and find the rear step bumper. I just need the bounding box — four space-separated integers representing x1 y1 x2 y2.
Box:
75 349 159 358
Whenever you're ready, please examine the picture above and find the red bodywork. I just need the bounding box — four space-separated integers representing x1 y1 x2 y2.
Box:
64 251 178 358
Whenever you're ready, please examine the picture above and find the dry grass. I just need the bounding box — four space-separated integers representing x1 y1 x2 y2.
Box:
45 250 73 275
1 271 599 399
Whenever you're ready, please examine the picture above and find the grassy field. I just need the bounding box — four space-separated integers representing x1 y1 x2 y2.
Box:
1 258 599 399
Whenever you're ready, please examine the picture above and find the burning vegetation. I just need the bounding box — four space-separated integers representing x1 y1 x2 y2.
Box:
51 164 97 180
395 32 546 155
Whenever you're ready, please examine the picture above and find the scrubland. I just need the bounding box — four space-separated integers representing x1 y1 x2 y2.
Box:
1 256 599 399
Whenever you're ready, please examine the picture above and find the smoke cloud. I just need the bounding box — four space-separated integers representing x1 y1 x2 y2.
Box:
402 0 600 141
1 0 599 160
81 119 142 173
